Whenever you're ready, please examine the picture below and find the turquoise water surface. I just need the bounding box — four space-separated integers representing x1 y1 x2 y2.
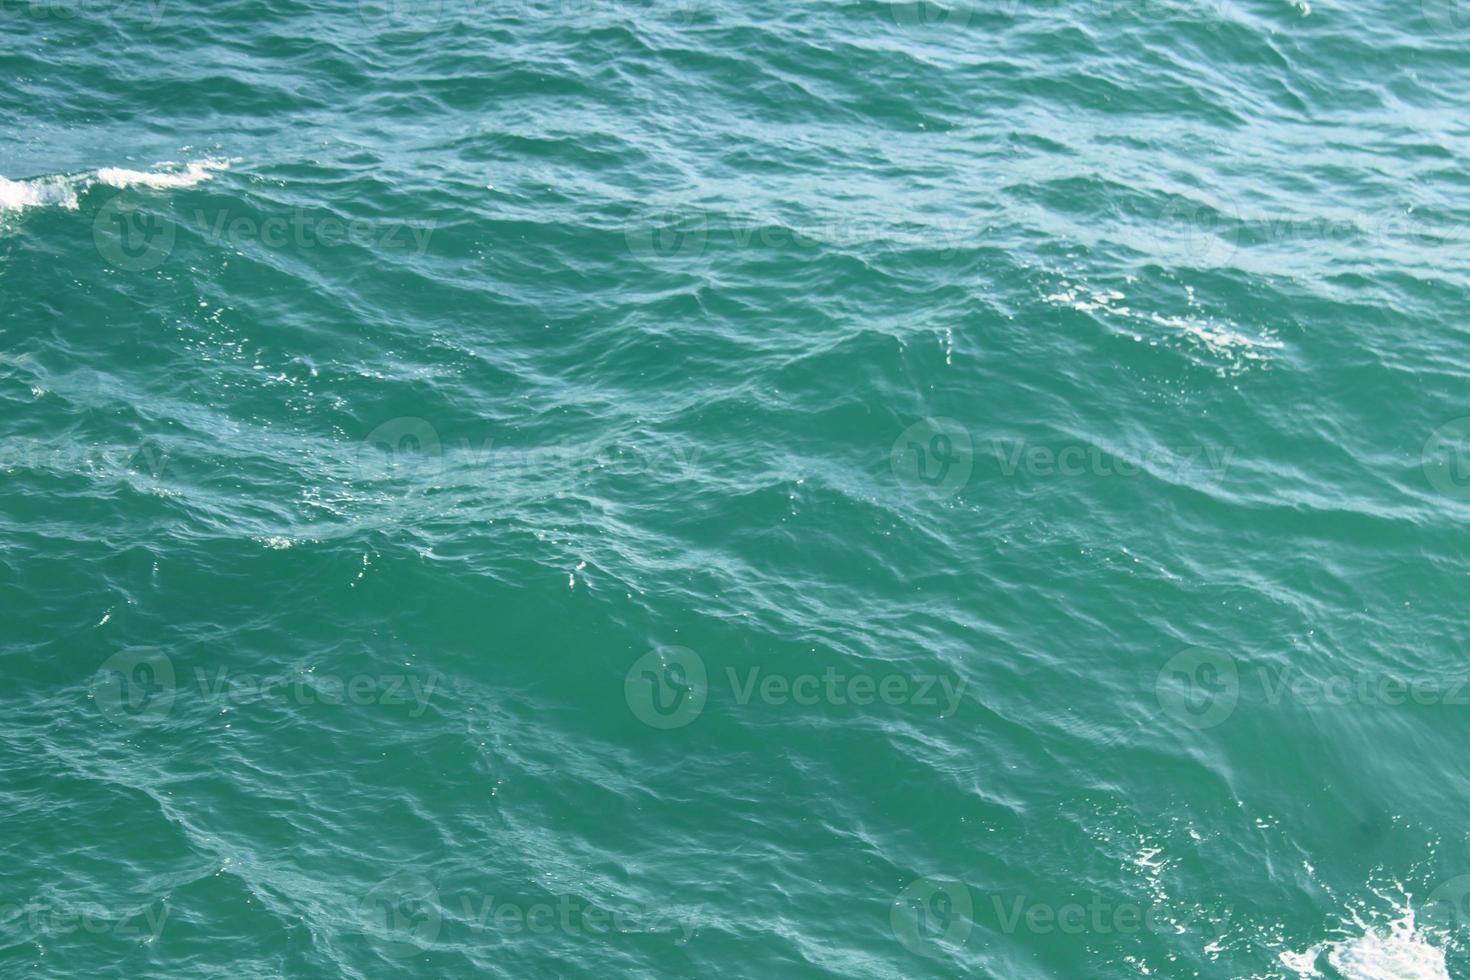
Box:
4 0 1470 976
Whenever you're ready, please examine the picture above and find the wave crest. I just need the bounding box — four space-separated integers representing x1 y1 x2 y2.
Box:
0 158 230 215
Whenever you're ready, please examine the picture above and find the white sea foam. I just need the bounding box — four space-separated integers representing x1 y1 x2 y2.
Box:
1149 312 1285 358
1279 898 1449 980
0 159 230 216
95 158 230 190
1041 277 1283 369
0 174 81 213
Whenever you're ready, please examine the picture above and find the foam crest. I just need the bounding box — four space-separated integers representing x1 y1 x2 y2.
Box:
0 159 229 217
1279 897 1450 980
94 158 230 189
0 174 81 213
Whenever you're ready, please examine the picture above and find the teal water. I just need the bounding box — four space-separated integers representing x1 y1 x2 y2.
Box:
4 0 1470 976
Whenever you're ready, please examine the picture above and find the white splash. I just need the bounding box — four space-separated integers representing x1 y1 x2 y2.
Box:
1279 897 1449 980
0 174 81 213
0 158 230 216
1042 277 1282 370
1043 282 1131 314
95 158 230 190
1150 312 1284 360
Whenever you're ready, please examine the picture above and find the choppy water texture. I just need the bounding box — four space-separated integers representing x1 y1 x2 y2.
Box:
4 0 1470 976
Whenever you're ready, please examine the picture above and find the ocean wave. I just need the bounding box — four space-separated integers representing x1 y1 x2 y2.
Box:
94 158 231 190
0 174 81 213
0 158 229 215
1278 893 1450 980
